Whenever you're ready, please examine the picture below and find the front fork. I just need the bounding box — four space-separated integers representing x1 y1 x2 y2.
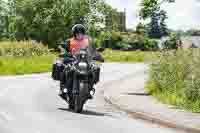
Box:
72 71 79 96
72 71 93 97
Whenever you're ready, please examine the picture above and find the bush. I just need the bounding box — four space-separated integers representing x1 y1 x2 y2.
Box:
146 49 200 112
162 33 180 49
144 38 159 51
96 31 159 51
95 31 123 49
123 35 159 51
111 32 123 42
95 32 111 48
0 40 50 56
113 41 131 50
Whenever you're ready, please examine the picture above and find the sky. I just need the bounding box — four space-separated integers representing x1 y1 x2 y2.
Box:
105 0 200 30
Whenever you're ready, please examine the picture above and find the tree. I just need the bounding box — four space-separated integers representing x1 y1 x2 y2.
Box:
159 10 168 36
139 0 159 20
139 0 173 38
0 0 8 39
4 0 17 39
140 0 174 20
85 0 118 36
12 0 116 47
12 0 115 47
147 12 162 38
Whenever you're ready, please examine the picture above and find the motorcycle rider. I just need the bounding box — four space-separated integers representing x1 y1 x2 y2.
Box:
58 24 103 100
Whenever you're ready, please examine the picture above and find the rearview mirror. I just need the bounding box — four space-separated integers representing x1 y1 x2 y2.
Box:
92 53 105 62
96 47 105 53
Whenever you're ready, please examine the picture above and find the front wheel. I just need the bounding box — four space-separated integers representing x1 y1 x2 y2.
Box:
74 95 83 113
68 98 75 110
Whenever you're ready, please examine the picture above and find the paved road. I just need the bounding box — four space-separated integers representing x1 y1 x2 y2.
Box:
0 63 181 133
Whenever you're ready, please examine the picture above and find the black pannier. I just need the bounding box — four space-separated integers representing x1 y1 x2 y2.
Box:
93 65 100 84
51 61 64 81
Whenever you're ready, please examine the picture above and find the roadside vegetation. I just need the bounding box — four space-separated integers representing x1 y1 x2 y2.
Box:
102 49 159 62
94 31 159 51
1 0 200 113
0 40 156 75
0 37 161 75
146 49 200 112
0 55 56 75
0 41 49 56
102 49 145 62
0 41 56 75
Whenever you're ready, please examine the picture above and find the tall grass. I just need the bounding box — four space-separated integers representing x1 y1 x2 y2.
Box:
0 41 54 75
102 49 146 62
146 49 200 112
0 55 56 75
0 41 49 56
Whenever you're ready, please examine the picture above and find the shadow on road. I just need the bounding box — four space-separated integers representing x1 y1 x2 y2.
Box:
122 92 150 96
58 108 108 117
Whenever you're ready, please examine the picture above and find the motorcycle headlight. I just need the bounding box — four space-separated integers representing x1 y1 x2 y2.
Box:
81 54 86 59
78 62 88 70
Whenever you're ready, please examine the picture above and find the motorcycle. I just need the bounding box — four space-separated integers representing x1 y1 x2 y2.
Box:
52 47 104 113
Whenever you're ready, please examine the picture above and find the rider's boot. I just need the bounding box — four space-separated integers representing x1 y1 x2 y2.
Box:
59 72 66 100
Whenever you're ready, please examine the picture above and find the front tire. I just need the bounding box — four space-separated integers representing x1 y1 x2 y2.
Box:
74 95 83 113
68 103 75 110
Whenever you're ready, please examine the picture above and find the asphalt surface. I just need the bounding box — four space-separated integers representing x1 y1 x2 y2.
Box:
0 63 182 133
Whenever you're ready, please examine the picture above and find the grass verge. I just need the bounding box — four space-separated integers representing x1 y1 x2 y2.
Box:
102 49 157 62
0 49 158 75
0 54 56 75
146 49 200 113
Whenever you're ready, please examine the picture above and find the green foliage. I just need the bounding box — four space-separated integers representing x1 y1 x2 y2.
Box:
114 41 131 50
162 32 180 49
96 31 159 51
146 49 200 112
86 0 118 34
0 41 49 56
159 10 168 36
101 49 145 62
123 35 159 51
139 0 173 20
147 12 162 38
136 23 146 35
139 0 159 20
95 31 111 48
15 0 80 47
140 0 169 38
10 0 115 47
111 32 123 44
0 49 155 75
0 0 8 39
95 31 123 49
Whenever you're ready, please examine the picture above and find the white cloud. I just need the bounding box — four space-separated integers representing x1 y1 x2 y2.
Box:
161 0 200 30
105 0 200 30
